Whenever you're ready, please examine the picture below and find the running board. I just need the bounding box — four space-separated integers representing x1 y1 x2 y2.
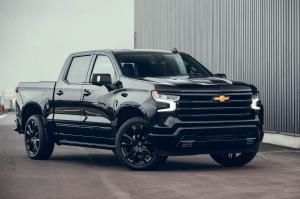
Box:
57 140 115 150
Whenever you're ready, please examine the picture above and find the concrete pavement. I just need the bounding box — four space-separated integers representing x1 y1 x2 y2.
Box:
0 113 299 199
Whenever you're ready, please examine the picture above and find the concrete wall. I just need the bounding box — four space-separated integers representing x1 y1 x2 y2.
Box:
134 0 300 136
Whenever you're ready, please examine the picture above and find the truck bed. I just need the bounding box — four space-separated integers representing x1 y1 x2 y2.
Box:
16 81 56 113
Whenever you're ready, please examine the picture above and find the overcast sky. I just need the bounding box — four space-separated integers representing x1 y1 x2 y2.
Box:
0 0 134 92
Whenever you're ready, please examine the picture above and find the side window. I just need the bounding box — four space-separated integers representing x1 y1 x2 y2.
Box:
181 54 212 77
90 55 116 82
66 55 91 83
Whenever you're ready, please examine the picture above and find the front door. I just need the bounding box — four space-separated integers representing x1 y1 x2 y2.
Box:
81 54 118 145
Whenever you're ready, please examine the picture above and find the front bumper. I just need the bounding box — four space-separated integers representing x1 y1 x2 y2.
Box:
149 115 263 156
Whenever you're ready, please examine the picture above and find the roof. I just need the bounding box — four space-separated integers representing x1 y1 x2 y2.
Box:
71 49 173 56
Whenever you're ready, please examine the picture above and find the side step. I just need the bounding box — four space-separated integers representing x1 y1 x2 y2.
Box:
57 140 115 150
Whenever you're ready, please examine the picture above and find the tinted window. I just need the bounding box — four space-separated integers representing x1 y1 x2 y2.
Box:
180 53 212 77
66 56 91 83
115 52 212 78
90 55 116 82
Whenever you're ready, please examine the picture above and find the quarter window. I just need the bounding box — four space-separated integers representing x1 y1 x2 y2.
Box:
66 55 91 83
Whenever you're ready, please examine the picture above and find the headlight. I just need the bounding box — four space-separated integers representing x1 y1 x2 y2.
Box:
251 93 260 110
152 91 180 112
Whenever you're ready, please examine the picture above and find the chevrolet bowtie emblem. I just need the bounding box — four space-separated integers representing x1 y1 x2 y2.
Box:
213 95 230 103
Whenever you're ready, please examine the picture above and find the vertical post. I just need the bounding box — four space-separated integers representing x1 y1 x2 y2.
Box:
1 89 3 106
134 32 137 49
0 89 3 112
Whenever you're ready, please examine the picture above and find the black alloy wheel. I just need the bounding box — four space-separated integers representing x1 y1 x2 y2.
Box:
121 123 153 164
24 115 54 160
25 119 40 156
210 145 259 167
115 117 167 170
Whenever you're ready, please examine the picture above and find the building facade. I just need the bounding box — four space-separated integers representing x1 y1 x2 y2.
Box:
134 0 300 140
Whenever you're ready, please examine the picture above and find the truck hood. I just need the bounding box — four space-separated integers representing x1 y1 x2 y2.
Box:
137 76 255 93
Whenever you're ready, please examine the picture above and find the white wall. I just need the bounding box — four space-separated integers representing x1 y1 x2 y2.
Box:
0 0 134 91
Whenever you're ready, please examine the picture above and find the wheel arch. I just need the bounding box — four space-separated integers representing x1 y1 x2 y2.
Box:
21 102 43 130
115 106 147 129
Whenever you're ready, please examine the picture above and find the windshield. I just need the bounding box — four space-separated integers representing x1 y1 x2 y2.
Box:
114 52 212 78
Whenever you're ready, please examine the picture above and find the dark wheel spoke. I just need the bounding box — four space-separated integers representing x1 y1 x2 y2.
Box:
25 120 40 156
28 125 33 133
142 151 151 162
132 125 143 139
232 153 236 159
121 142 134 147
125 150 135 159
30 121 35 132
35 140 40 148
143 148 152 156
33 122 38 132
142 134 150 141
33 142 38 152
227 153 236 159
121 123 154 166
26 138 32 145
26 130 32 137
143 141 152 146
123 133 134 142
132 151 139 163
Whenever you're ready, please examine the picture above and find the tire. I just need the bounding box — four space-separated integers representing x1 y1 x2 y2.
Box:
210 144 259 167
24 115 54 160
115 117 167 170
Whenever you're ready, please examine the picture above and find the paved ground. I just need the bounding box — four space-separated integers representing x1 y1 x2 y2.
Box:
0 113 299 199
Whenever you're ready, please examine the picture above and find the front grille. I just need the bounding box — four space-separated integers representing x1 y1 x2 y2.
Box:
176 92 254 122
180 130 258 142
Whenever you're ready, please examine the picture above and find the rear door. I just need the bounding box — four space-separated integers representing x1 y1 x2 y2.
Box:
53 54 92 138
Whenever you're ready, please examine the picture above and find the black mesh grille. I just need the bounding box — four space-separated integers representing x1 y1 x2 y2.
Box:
176 92 254 122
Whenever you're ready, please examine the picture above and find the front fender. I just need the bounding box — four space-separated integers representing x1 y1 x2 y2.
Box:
112 88 159 127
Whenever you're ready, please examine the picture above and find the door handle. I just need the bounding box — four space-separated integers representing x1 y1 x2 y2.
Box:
121 93 128 97
56 90 64 96
83 89 91 96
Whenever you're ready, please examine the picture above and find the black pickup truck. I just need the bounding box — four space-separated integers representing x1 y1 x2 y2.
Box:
15 49 264 170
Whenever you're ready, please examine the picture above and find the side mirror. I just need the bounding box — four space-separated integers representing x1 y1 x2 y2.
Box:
91 74 112 85
214 73 226 79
